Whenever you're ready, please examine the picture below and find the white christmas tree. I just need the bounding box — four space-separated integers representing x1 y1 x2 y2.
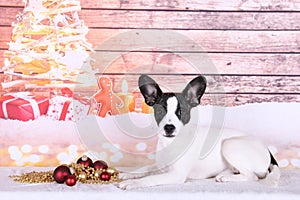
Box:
2 0 95 86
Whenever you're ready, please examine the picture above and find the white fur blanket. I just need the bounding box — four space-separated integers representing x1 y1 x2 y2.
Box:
0 167 299 200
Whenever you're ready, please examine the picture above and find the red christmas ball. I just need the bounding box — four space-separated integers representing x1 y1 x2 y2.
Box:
100 171 111 181
93 160 108 170
76 155 93 168
53 165 71 184
65 175 77 186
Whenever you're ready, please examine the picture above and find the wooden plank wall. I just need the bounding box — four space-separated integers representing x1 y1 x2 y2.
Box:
0 0 299 106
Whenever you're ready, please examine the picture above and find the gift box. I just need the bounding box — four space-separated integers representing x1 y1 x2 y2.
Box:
0 92 49 121
46 88 89 121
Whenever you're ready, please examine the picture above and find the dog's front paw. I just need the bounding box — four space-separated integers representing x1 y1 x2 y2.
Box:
215 170 236 182
117 179 145 190
215 174 230 182
118 172 141 180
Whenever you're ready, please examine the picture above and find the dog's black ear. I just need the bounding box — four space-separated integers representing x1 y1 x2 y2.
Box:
182 75 207 107
138 75 163 106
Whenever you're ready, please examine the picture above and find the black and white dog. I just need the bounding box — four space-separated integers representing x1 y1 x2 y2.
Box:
118 75 280 189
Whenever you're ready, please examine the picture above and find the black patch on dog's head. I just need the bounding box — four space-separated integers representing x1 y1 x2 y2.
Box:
139 75 207 125
175 94 193 125
152 93 175 125
138 75 162 106
182 75 207 107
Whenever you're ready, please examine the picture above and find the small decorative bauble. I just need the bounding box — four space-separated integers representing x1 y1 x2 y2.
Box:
100 171 111 181
106 167 117 176
65 175 77 186
93 160 108 170
53 165 71 184
69 167 76 175
78 172 87 181
94 170 102 178
76 155 93 168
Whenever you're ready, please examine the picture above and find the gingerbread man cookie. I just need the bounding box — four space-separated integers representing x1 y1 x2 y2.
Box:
92 77 123 117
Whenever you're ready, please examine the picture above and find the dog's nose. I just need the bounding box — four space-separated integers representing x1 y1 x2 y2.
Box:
164 124 175 136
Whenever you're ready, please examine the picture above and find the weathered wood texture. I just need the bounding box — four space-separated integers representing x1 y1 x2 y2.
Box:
2 27 300 52
0 0 299 106
2 50 300 75
2 7 300 30
201 94 300 106
1 0 300 11
97 74 300 94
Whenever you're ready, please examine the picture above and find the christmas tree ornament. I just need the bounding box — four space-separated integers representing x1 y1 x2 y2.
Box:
69 167 76 175
78 172 87 182
76 155 93 168
65 175 77 187
106 167 117 176
94 170 102 178
53 165 71 183
10 155 121 186
93 160 108 170
100 171 111 181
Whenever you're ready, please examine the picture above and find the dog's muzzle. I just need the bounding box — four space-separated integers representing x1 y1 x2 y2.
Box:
163 124 175 137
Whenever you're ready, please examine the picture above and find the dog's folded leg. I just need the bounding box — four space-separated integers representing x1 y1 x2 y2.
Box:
118 170 186 190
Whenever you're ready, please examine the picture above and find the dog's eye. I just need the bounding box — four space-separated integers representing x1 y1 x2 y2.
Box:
155 105 165 115
176 108 182 118
177 109 181 116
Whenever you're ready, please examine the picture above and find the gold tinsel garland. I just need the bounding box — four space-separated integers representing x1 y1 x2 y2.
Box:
10 171 54 183
9 163 121 184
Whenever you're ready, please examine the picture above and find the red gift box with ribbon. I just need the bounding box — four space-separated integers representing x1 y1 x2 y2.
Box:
0 92 49 121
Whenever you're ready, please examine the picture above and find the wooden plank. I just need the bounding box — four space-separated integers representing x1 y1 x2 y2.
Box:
1 50 300 75
2 7 300 30
78 87 300 106
100 52 300 75
105 74 300 94
206 76 300 93
201 94 300 106
0 27 12 48
2 27 300 53
75 77 300 106
87 29 300 53
0 50 4 66
81 10 300 30
1 0 300 11
76 83 300 106
83 0 300 11
0 7 22 26
0 0 24 7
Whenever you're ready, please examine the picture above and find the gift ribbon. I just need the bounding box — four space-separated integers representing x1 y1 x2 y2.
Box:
61 87 90 105
2 92 41 119
59 99 72 121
